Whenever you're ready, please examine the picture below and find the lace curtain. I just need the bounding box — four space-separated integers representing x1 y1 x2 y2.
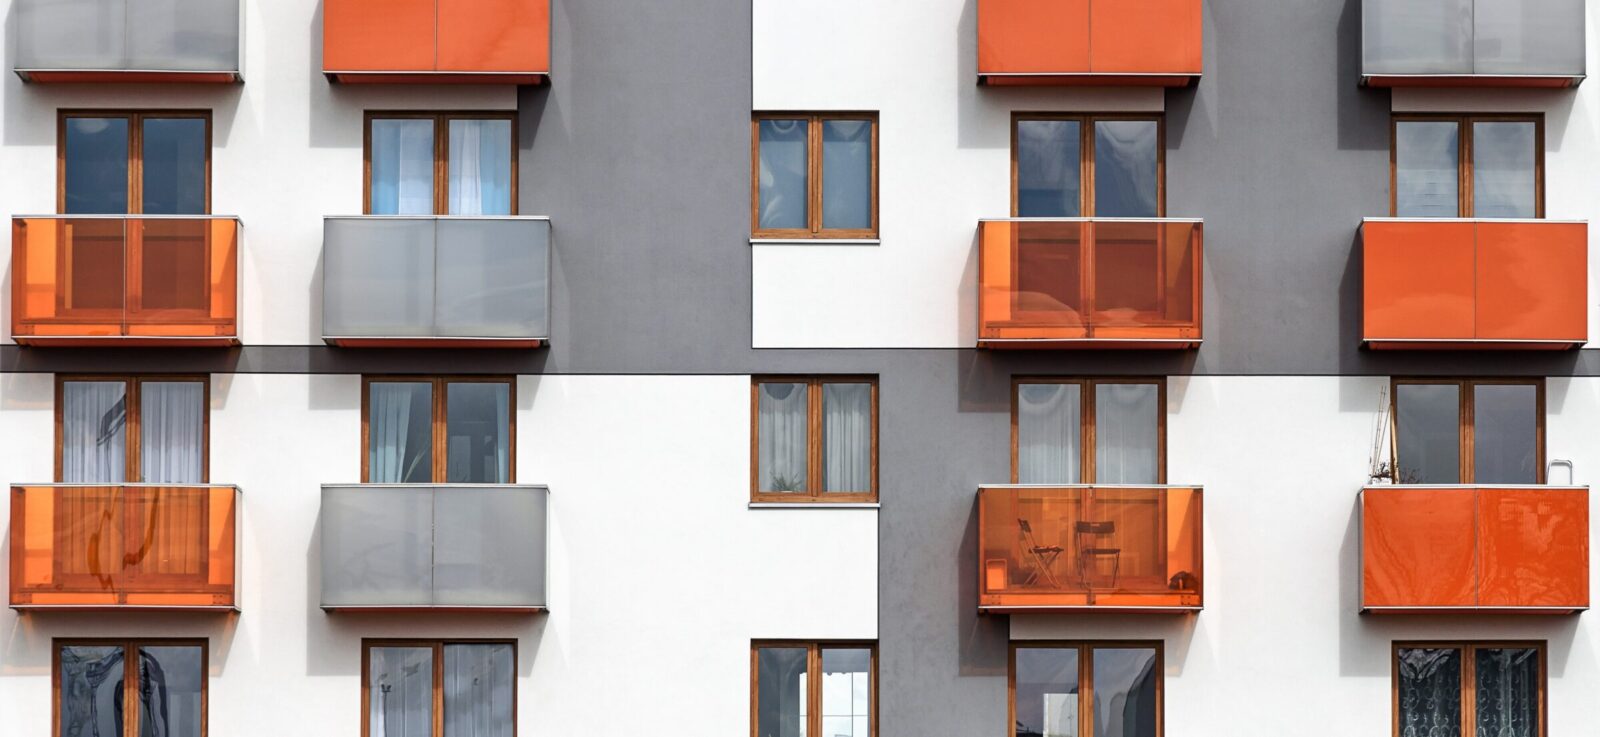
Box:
1476 648 1538 737
1399 648 1462 737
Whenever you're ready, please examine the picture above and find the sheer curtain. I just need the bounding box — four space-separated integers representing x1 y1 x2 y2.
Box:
443 644 514 737
758 383 808 492
371 119 436 216
62 381 127 483
1094 384 1158 485
1399 649 1462 737
1476 649 1539 737
448 120 512 216
823 383 872 492
370 383 432 483
370 647 433 737
1018 383 1081 484
140 382 204 483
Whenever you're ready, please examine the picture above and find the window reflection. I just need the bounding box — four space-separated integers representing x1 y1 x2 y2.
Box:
1015 647 1080 737
370 646 434 737
759 119 809 230
1017 120 1082 218
822 120 872 230
65 117 130 215
1395 383 1461 484
446 382 511 484
1091 648 1158 737
141 118 207 215
1472 122 1536 219
1093 121 1159 218
1395 121 1460 218
756 647 809 737
1472 384 1538 484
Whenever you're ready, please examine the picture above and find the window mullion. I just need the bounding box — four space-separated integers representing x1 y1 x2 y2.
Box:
433 642 446 737
809 645 823 737
1079 645 1094 737
810 118 823 234
810 380 824 498
434 378 448 484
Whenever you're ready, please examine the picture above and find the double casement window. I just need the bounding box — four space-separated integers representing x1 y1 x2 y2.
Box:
363 377 515 484
1011 643 1162 737
1393 114 1543 219
752 113 878 239
752 377 878 502
752 642 875 737
365 112 517 216
1391 379 1542 485
61 111 210 215
56 640 207 737
1013 379 1164 484
364 641 515 737
1012 114 1164 218
1395 643 1545 737
57 376 208 484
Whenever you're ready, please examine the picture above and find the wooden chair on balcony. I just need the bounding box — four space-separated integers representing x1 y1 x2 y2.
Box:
1076 520 1121 589
1017 518 1064 588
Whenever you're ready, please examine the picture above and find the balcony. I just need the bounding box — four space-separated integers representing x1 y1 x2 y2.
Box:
11 216 240 346
1361 485 1588 613
323 0 549 84
1362 219 1587 349
977 0 1201 86
322 216 550 348
978 485 1203 613
320 484 548 612
1362 0 1584 87
9 485 239 611
978 219 1202 348
13 0 241 83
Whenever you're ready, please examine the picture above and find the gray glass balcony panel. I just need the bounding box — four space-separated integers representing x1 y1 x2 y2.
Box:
1363 0 1472 75
433 486 547 608
434 219 550 339
1473 0 1584 77
323 218 435 339
320 485 433 608
126 0 240 72
15 0 239 74
15 0 128 71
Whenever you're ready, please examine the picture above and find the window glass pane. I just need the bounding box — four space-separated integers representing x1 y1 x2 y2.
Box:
1473 384 1539 485
1092 648 1159 737
65 117 130 214
758 382 809 493
1475 648 1539 737
446 382 511 484
59 645 125 737
1018 383 1081 484
369 382 433 484
1472 121 1536 219
371 119 437 215
756 647 809 737
1395 383 1461 484
1094 121 1159 218
1015 648 1079 737
759 119 808 230
448 119 513 216
140 381 205 484
370 646 434 737
443 644 514 737
1398 648 1463 737
62 381 128 484
1095 384 1160 485
1017 120 1082 218
821 648 871 737
137 645 203 737
821 119 872 230
1396 121 1461 218
141 118 207 215
823 383 872 493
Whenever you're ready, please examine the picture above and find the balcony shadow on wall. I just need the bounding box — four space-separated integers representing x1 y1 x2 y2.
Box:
1334 0 1390 153
957 494 1010 678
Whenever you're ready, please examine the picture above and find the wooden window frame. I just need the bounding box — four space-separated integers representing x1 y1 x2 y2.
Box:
1389 113 1546 218
750 112 880 239
1391 641 1547 737
360 639 518 737
1008 641 1165 737
53 638 209 737
362 111 521 216
750 640 878 737
750 376 879 503
1010 378 1168 484
57 110 213 215
1389 378 1546 484
361 376 518 484
54 375 211 483
1010 113 1167 218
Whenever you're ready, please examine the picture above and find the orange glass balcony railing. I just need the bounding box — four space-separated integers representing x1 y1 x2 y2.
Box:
977 0 1202 86
1361 485 1588 613
323 0 550 84
9 484 240 611
11 216 240 346
978 485 1203 613
978 218 1202 348
1362 218 1587 349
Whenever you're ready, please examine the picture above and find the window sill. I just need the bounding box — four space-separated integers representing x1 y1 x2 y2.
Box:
747 502 881 510
750 238 881 246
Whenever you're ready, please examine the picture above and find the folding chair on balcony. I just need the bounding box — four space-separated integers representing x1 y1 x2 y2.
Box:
1017 518 1064 588
1076 520 1121 589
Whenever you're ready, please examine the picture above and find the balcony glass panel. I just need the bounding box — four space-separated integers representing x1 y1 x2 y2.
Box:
1363 0 1584 82
434 219 549 338
976 0 1200 84
15 0 240 77
1363 0 1472 75
1472 0 1584 77
323 218 435 338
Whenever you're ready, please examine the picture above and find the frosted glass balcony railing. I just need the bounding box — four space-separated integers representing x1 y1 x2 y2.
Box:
1362 0 1584 87
13 0 242 83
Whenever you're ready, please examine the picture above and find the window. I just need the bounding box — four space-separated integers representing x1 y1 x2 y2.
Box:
1013 379 1164 485
752 642 875 737
752 113 878 239
60 111 211 215
1391 379 1543 485
1394 642 1545 737
752 377 878 502
365 112 517 216
363 640 515 737
1011 643 1162 737
1013 114 1164 218
57 376 208 484
56 639 207 737
1392 115 1543 218
363 377 515 484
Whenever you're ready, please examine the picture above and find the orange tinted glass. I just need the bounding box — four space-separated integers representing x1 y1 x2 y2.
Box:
438 0 550 74
1089 0 1202 75
1361 486 1477 609
1475 221 1587 344
323 0 436 72
1477 487 1588 609
979 0 1200 79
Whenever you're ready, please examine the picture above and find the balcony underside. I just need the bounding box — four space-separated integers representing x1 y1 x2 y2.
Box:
979 72 1197 87
1361 605 1586 615
1365 339 1581 351
16 70 241 83
15 335 240 348
1362 74 1582 88
979 336 1202 350
325 337 544 349
325 71 547 85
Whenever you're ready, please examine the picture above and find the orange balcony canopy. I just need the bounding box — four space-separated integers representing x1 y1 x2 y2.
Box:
977 0 1202 86
324 0 550 84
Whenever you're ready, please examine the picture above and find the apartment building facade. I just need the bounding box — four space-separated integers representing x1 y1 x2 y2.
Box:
0 0 1596 736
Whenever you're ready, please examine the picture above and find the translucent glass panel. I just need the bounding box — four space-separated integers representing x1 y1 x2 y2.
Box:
1094 121 1159 218
58 643 205 737
1017 120 1082 218
1015 647 1080 737
1398 648 1464 736
822 121 872 230
15 0 241 74
757 383 808 493
443 644 515 737
371 120 437 216
1471 0 1584 77
1395 121 1460 218
64 117 129 214
370 646 434 737
435 219 548 338
755 647 808 737
1363 0 1472 75
1473 384 1539 484
1364 0 1584 78
321 484 432 607
1395 383 1461 484
1472 122 1536 219
757 119 808 230
324 0 550 79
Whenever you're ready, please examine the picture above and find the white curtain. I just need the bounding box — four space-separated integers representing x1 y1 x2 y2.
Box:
758 383 808 492
443 644 514 737
370 383 430 483
449 120 512 216
371 119 436 216
1018 384 1081 484
1094 384 1159 484
370 647 433 737
823 383 872 492
140 382 204 484
62 381 127 483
